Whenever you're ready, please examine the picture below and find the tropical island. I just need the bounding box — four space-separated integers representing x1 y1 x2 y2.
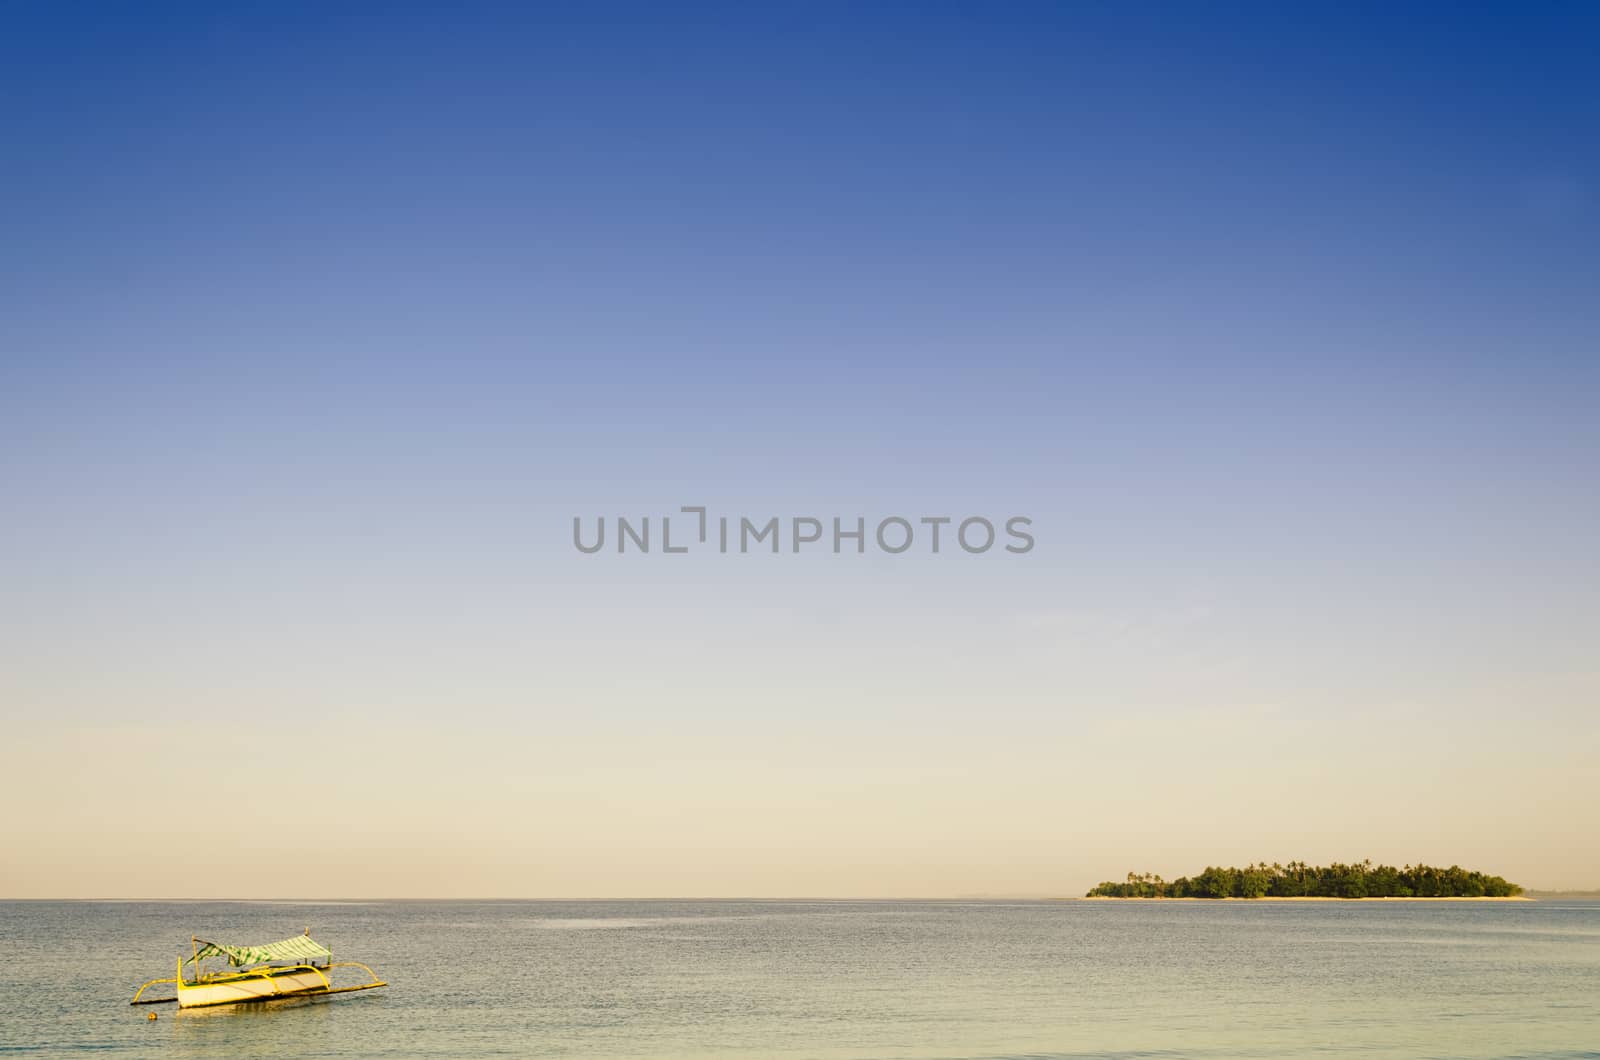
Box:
1086 861 1524 899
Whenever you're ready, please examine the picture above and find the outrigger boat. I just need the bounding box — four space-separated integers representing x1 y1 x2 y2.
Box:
131 931 386 1009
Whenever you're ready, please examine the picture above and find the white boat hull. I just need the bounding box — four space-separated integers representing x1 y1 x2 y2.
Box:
178 967 329 1008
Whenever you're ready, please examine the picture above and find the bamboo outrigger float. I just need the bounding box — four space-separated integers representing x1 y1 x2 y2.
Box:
131 931 386 1009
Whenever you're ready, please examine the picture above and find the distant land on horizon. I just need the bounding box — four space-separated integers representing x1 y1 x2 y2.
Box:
1088 861 1524 899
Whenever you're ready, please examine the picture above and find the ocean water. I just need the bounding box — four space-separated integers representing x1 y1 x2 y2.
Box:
1 899 1597 1058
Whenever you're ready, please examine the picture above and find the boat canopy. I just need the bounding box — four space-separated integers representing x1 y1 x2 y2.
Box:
188 934 332 967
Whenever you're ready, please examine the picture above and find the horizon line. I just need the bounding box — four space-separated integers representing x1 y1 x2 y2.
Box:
7 891 1600 903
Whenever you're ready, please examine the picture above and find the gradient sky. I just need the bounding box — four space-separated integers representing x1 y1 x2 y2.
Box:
2 3 1597 898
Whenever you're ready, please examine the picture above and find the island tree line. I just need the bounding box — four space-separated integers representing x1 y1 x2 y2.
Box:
1086 861 1523 899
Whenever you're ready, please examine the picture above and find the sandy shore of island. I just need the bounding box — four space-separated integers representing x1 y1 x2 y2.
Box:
1076 895 1533 902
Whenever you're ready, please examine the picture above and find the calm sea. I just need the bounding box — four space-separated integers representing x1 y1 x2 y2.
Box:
2 899 1597 1058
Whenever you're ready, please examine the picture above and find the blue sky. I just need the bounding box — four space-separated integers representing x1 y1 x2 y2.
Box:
2 4 1597 896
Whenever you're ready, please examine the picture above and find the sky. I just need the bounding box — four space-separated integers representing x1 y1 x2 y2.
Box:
1 3 1597 898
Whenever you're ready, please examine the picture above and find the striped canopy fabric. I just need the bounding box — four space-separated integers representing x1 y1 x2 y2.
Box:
190 934 332 967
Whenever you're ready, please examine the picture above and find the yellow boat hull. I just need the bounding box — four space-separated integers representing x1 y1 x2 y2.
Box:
178 967 331 1008
132 956 386 1008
